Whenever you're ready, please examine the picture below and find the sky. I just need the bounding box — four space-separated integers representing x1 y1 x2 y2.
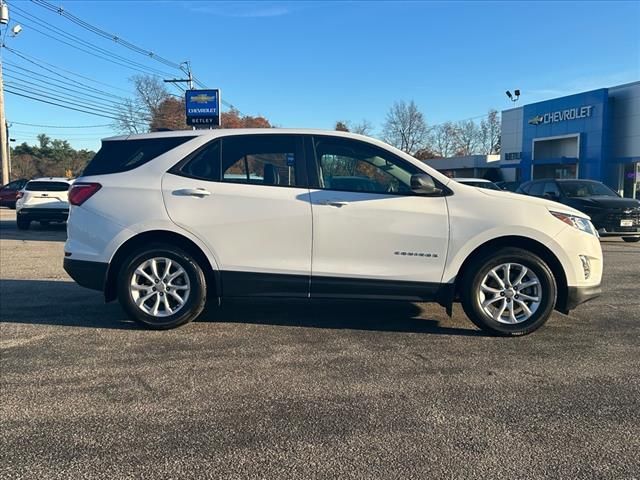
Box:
3 0 640 151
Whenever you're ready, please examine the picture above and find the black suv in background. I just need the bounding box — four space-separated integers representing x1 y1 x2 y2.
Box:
517 179 640 242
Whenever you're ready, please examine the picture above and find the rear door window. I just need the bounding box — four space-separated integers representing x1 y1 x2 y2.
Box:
25 181 70 192
543 182 561 197
174 140 221 181
220 135 304 187
83 136 194 176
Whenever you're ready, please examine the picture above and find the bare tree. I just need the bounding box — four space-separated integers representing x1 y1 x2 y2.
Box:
429 122 458 158
334 119 374 136
350 119 374 136
116 75 171 134
454 119 480 156
382 100 429 155
479 109 501 154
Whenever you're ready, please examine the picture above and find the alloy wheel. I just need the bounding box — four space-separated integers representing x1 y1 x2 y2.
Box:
129 257 191 317
478 262 541 324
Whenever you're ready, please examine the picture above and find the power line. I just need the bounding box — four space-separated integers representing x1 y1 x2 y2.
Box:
5 83 126 117
4 80 126 117
4 68 128 107
10 130 115 137
31 0 185 71
14 6 178 79
10 121 113 128
3 47 130 101
11 5 176 77
5 89 123 121
21 2 252 118
2 46 132 95
9 15 174 78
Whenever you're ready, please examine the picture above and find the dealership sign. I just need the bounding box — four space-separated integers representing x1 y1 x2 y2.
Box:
528 105 593 126
185 89 220 126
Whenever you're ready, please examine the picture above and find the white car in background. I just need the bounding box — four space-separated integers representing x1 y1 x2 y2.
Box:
64 129 602 335
16 177 74 230
454 178 503 191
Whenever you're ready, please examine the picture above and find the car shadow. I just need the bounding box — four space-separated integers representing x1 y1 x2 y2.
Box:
0 217 67 242
0 279 485 336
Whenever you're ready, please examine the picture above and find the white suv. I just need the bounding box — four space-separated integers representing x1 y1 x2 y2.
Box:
16 177 73 230
64 130 602 335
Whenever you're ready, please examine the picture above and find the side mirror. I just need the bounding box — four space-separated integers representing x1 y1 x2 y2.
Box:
411 174 441 195
544 192 559 200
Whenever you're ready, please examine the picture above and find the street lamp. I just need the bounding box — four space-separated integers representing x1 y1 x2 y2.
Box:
506 89 521 103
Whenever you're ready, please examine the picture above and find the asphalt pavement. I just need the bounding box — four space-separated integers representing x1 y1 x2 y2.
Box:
1 207 639 479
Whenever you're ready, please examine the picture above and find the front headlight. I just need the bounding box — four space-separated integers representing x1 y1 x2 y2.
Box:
550 211 598 236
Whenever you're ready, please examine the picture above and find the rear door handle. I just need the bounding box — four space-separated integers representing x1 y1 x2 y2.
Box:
318 200 348 207
173 188 212 197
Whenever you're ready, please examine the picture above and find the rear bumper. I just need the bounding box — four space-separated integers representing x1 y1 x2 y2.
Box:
18 207 69 221
557 283 602 314
63 258 107 292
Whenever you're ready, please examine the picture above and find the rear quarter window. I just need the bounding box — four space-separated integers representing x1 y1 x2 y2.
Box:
83 137 194 176
25 181 70 192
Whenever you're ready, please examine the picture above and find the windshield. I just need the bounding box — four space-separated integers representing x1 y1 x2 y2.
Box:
558 181 618 198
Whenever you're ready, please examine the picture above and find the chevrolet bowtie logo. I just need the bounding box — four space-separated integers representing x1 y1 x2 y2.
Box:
528 115 544 126
191 94 215 103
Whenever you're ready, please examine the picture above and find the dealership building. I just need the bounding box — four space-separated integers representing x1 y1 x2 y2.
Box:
426 81 640 198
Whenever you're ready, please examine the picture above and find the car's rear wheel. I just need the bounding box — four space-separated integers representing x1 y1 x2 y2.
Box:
117 245 207 329
460 248 557 336
622 236 640 243
16 216 30 230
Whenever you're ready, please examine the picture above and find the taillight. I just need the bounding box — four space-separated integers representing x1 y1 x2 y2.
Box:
69 183 102 206
16 191 24 199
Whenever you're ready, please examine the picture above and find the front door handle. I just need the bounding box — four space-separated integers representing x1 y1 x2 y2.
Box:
173 188 212 197
318 200 348 207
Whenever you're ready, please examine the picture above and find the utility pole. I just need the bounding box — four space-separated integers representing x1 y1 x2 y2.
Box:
164 61 194 90
0 0 9 185
164 61 194 130
0 56 8 185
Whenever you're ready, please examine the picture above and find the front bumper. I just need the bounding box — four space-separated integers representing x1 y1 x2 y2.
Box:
557 283 602 314
598 230 640 237
63 258 108 292
18 207 69 222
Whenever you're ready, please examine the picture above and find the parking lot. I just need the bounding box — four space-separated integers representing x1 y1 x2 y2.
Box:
0 207 638 479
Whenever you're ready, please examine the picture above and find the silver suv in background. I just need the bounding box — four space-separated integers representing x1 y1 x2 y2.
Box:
16 177 74 230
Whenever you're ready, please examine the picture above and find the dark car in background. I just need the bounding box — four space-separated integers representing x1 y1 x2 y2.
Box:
517 179 640 242
0 179 28 209
496 180 522 192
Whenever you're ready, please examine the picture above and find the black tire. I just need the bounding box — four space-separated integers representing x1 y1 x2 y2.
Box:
460 247 557 336
622 236 640 243
117 244 207 329
16 216 30 230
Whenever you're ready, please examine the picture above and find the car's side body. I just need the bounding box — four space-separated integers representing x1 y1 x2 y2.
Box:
0 178 28 208
64 129 603 333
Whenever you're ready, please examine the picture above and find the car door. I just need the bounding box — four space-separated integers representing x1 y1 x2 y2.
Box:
0 180 20 204
162 134 313 297
527 181 546 198
307 135 449 300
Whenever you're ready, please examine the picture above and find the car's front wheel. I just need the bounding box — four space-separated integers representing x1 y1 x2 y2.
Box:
117 245 207 329
460 248 557 336
622 236 640 243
